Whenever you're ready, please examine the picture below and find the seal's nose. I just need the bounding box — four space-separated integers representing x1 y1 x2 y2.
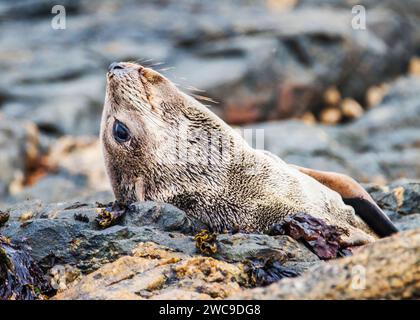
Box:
108 62 124 72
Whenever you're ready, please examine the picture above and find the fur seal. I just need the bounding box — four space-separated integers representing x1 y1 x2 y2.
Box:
100 61 397 245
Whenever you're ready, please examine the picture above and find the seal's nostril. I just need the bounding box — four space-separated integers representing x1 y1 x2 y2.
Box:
108 62 124 72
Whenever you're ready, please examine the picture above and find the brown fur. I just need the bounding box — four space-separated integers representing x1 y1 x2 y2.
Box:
101 62 379 244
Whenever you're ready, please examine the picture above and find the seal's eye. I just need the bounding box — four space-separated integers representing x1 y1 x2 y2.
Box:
113 120 131 143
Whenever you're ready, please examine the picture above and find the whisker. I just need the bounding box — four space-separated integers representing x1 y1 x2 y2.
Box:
190 94 219 104
183 85 206 93
157 67 176 72
133 58 149 64
148 62 166 68
139 58 155 67
173 76 187 81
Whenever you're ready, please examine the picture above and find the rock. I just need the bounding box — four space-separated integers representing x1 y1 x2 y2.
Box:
0 235 52 300
320 107 342 125
215 233 320 275
53 242 248 300
380 75 420 106
394 214 420 232
0 115 40 197
1 177 419 299
2 136 111 206
2 74 104 136
323 86 341 107
126 201 208 234
0 200 317 275
187 6 415 122
366 180 420 231
367 180 420 215
366 83 390 108
341 98 364 119
409 56 420 76
50 220 420 300
299 0 420 51
5 175 101 205
0 201 195 273
46 136 110 193
49 264 82 293
253 75 420 183
232 229 420 299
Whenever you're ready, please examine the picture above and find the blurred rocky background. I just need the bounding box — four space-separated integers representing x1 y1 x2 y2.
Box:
0 0 419 300
1 0 420 206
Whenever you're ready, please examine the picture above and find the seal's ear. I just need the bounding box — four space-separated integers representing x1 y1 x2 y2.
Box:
291 165 398 238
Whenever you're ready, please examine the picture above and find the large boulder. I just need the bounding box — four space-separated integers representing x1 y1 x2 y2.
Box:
232 229 420 299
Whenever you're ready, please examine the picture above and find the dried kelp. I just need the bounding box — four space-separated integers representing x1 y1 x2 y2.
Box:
269 212 351 260
0 210 9 227
194 229 217 255
0 236 53 300
96 201 126 228
244 257 299 287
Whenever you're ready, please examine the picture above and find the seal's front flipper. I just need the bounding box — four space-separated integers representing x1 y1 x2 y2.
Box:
290 165 398 238
342 197 398 237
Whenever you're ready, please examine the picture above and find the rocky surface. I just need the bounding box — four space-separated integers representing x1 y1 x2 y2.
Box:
0 180 419 299
365 180 420 231
0 135 112 207
1 0 420 300
0 200 320 276
53 242 249 300
233 228 420 300
0 235 53 300
0 117 40 197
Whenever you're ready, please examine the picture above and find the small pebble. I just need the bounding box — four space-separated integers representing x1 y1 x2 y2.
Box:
320 107 342 125
341 98 364 119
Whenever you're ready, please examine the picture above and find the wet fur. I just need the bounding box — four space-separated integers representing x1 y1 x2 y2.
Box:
101 62 396 243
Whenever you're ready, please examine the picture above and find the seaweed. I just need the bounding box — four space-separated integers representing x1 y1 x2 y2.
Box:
244 257 299 287
0 210 10 227
96 201 126 228
269 212 351 260
74 212 89 223
194 229 217 255
0 236 53 300
64 202 89 210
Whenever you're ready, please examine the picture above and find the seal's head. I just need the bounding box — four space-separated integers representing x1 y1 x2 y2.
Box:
101 61 234 205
